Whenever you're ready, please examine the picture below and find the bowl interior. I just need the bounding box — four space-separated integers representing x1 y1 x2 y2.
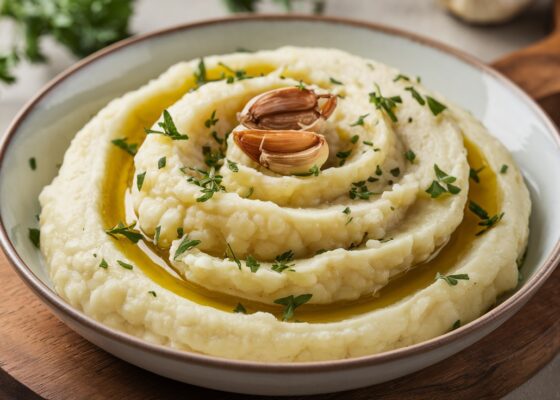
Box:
1 17 559 316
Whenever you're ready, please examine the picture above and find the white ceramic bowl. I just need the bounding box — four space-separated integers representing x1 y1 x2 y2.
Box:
1 16 559 396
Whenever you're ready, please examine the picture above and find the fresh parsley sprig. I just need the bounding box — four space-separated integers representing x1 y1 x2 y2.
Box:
111 138 138 156
145 110 188 140
369 84 402 123
105 222 143 243
271 250 295 273
468 200 504 236
185 166 226 202
246 255 260 273
425 164 461 198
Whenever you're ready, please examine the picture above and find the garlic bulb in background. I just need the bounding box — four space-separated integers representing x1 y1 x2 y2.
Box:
439 0 535 24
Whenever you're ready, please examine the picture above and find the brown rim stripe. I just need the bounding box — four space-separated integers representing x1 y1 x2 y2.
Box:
0 15 559 372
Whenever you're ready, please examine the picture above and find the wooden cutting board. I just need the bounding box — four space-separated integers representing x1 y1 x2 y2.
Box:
0 248 559 399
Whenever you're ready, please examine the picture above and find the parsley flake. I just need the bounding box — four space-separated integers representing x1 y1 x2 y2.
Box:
271 250 295 273
174 235 201 260
246 255 260 273
329 77 343 85
294 165 320 177
105 222 143 243
186 166 225 202
145 110 188 140
500 164 509 174
451 320 461 330
111 138 138 156
29 157 36 170
435 272 469 286
425 164 461 198
233 303 247 314
336 149 352 166
405 150 416 163
390 167 400 177
158 156 166 169
426 96 447 116
136 172 146 191
225 242 241 270
469 166 485 183
274 294 312 321
204 110 219 128
350 113 369 127
350 134 359 144
28 228 40 248
117 260 134 270
468 200 504 236
349 181 379 200
99 258 108 269
405 86 426 105
154 225 161 246
148 290 157 297
394 74 410 82
227 159 239 172
369 84 402 123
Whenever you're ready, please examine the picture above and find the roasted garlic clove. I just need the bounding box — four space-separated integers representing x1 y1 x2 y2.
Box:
238 87 337 132
233 129 329 175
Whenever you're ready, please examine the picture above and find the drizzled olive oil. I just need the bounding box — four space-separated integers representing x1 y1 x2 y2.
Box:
100 65 500 323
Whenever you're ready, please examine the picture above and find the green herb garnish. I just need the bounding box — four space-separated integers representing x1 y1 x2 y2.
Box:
375 165 383 176
405 86 425 105
394 74 410 82
294 165 320 177
227 159 239 172
177 227 184 238
390 167 400 177
363 141 374 146
211 131 224 145
174 235 201 260
29 157 36 170
158 156 166 169
111 138 138 156
204 110 219 128
117 260 133 270
271 250 295 273
225 241 241 269
426 96 447 116
246 255 260 273
468 200 504 236
350 113 369 127
343 207 353 225
233 303 247 314
218 61 252 81
350 134 359 143
329 77 343 85
500 164 508 174
435 272 469 286
148 290 157 297
99 258 108 269
451 320 461 330
295 80 306 90
105 222 143 243
136 172 146 191
425 164 461 198
154 225 161 246
405 150 416 163
28 228 40 248
194 58 208 85
274 294 312 321
186 166 225 202
336 149 352 166
369 84 402 123
349 181 378 200
469 166 485 183
145 110 188 140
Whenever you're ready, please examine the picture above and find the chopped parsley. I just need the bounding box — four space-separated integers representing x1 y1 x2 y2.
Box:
275 294 312 321
225 242 241 270
233 303 247 313
393 74 410 82
451 320 461 330
425 164 461 198
271 250 295 273
468 200 504 236
99 258 108 269
244 187 254 198
469 166 485 183
295 80 307 90
343 207 353 225
227 159 239 172
194 58 208 86
136 172 146 191
28 228 40 248
185 166 225 202
145 110 188 140
117 260 134 270
350 134 359 144
405 149 416 163
111 138 138 156
174 235 201 260
29 157 36 170
158 156 166 169
375 165 383 176
246 255 260 273
405 86 426 106
350 113 369 127
336 149 352 166
435 272 469 286
500 164 509 174
294 165 320 177
202 145 225 168
211 131 224 145
426 96 447 116
218 61 252 82
349 181 378 200
154 225 161 246
105 222 143 243
329 77 343 85
204 110 219 128
390 167 400 177
369 84 402 123
176 227 184 238
363 140 374 146
148 290 157 297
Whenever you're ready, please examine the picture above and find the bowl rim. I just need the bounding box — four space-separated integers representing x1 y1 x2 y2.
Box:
1 14 559 372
